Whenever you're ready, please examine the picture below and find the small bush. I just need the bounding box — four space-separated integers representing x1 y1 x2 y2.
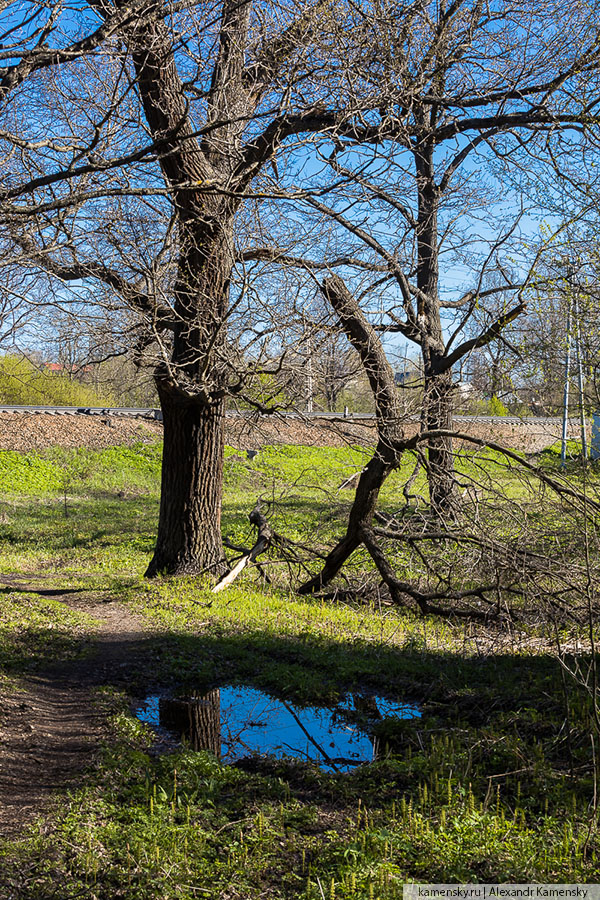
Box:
0 355 114 406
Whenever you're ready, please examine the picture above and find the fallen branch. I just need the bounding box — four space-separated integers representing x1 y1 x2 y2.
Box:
213 503 272 593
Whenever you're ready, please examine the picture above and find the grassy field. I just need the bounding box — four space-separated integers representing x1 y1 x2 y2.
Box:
0 441 599 898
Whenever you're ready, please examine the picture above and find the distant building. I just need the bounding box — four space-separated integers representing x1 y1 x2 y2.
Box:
454 380 475 396
42 362 91 377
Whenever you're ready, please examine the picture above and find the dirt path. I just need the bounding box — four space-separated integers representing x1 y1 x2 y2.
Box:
0 577 152 836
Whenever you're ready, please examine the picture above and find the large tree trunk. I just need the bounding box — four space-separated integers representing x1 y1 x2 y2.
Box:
422 366 456 514
144 214 233 578
128 10 242 580
145 382 226 577
414 137 457 514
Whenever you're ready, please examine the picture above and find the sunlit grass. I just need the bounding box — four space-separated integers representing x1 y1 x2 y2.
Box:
0 441 600 895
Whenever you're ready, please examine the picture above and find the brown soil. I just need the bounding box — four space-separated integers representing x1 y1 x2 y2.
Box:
0 411 163 452
0 409 578 454
225 414 377 449
0 575 154 837
0 411 377 452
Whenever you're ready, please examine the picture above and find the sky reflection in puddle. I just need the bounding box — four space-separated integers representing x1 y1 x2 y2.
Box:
136 686 420 772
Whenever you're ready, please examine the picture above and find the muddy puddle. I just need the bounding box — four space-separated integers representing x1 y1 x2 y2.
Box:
135 685 420 772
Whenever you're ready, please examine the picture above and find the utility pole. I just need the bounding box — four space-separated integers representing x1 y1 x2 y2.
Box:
306 341 314 414
302 312 313 414
561 263 587 467
561 295 572 469
574 294 588 460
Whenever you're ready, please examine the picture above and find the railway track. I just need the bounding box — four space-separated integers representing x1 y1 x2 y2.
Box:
0 406 577 426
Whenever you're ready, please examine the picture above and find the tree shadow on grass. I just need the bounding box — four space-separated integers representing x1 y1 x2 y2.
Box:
3 581 572 728
0 609 594 897
143 625 566 723
128 625 592 823
0 496 157 553
0 584 86 597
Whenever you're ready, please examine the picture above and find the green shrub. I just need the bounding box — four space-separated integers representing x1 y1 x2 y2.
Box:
488 394 509 416
0 355 114 406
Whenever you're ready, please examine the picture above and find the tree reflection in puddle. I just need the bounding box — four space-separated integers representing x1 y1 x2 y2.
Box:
137 686 420 772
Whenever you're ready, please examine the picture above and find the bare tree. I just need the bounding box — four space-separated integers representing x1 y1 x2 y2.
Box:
3 0 600 582
253 0 600 514
214 0 600 598
312 332 359 412
0 0 389 576
464 253 600 416
268 296 361 412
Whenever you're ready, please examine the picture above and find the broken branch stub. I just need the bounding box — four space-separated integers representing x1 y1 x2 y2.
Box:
213 502 272 593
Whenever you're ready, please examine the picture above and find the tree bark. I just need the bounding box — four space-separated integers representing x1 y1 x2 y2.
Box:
144 221 233 577
299 275 407 594
145 382 226 577
422 366 456 514
298 449 397 593
414 135 457 514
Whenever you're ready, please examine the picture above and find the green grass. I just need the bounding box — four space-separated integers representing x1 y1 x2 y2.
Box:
0 443 161 575
4 737 596 899
0 441 600 896
0 451 64 493
0 589 98 674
